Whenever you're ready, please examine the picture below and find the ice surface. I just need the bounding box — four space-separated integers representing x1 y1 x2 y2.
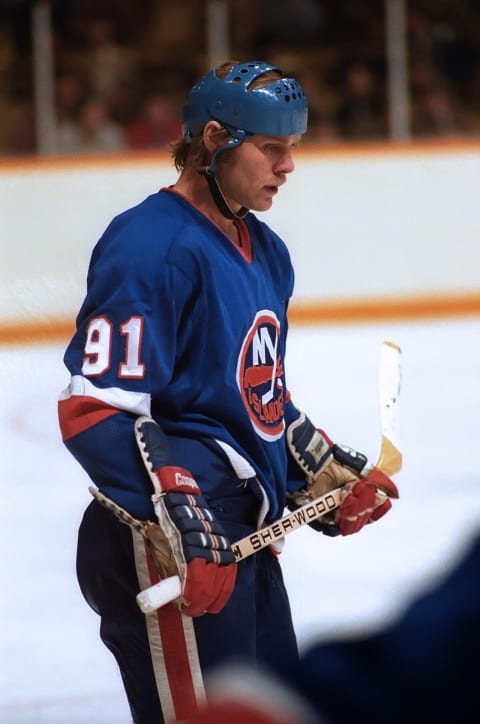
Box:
1 319 479 722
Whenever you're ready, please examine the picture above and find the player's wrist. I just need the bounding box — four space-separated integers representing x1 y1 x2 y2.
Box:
331 443 370 476
286 411 334 482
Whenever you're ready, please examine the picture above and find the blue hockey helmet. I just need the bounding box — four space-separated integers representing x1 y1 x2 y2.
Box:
182 61 308 220
182 61 308 146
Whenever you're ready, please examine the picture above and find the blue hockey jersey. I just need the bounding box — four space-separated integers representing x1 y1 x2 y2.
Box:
58 188 305 521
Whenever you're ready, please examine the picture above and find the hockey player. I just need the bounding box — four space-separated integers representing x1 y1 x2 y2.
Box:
58 60 399 724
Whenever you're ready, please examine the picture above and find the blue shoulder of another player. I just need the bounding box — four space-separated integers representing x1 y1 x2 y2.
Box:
289 534 480 723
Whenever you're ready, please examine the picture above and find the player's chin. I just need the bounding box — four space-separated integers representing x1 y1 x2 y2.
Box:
253 188 277 210
254 200 274 211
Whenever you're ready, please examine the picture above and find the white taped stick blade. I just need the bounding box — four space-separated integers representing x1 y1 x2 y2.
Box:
377 341 402 476
136 576 182 614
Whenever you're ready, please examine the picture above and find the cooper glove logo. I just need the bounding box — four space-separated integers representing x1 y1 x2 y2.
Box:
174 472 197 488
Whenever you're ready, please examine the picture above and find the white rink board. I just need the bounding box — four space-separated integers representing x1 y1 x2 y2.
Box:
1 145 480 323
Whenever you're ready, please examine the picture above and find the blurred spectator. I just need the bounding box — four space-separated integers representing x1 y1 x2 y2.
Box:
105 77 141 127
304 111 341 145
0 19 15 152
82 18 138 101
434 22 477 104
55 96 125 154
5 100 35 155
55 69 89 126
124 93 182 150
0 18 14 83
254 0 325 49
139 0 204 69
335 61 387 140
407 7 438 67
3 0 480 155
409 58 442 97
411 84 468 138
228 0 259 57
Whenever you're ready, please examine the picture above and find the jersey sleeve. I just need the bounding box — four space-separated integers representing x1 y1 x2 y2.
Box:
58 208 196 519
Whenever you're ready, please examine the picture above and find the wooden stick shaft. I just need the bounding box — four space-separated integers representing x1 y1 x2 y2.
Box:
136 488 342 614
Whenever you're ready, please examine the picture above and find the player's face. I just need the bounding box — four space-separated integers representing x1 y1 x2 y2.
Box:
218 134 302 213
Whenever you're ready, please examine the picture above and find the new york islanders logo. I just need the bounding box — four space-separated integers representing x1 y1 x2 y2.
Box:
237 310 285 441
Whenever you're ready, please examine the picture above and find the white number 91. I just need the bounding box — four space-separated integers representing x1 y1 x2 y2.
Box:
81 315 145 380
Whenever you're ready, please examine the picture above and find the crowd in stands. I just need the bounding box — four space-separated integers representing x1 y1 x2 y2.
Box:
1 0 480 156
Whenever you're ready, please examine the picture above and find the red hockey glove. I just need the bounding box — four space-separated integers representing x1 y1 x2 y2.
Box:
190 664 315 724
286 412 399 537
135 417 236 616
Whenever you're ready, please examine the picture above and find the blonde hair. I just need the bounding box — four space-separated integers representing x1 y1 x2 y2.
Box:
170 61 282 172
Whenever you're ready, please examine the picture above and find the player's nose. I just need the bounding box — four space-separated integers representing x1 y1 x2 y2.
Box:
275 150 295 176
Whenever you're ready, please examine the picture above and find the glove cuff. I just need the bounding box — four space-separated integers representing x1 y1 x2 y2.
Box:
156 466 201 495
287 411 333 483
332 443 371 476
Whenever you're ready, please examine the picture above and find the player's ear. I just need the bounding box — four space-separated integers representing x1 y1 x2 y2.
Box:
203 121 230 153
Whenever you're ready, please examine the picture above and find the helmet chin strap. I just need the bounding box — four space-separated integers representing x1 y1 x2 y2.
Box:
199 168 248 220
199 129 249 220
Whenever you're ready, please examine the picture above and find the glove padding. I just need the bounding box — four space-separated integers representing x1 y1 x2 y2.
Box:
88 486 179 580
136 417 237 616
88 484 235 616
287 412 399 537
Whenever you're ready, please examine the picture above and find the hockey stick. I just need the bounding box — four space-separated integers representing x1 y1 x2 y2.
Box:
376 340 402 477
136 487 344 613
136 340 402 615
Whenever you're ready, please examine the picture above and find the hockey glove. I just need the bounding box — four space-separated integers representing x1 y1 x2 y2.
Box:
135 416 237 616
88 486 179 580
286 412 399 536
